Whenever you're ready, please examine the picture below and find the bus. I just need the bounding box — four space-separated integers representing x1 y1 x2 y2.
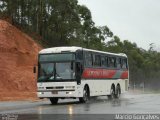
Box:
36 46 129 104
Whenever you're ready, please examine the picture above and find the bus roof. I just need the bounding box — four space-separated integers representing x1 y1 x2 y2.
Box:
39 46 127 57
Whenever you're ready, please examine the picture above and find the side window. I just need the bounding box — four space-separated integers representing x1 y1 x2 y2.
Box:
76 51 83 60
84 52 92 67
108 57 116 68
93 54 101 67
117 58 122 69
102 56 108 67
122 58 128 69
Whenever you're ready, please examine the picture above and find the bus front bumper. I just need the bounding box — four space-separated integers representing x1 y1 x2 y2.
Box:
37 90 82 98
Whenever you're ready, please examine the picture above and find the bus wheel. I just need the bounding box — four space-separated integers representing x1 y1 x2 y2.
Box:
107 86 115 99
115 85 121 99
79 86 89 103
50 98 58 105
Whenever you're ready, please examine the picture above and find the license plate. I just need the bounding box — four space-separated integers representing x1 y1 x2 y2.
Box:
52 91 58 94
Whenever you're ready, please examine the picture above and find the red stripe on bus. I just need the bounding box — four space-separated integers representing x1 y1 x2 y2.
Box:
82 68 128 79
120 71 129 79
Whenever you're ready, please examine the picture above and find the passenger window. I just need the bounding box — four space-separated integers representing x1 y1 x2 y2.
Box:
102 56 108 67
84 52 92 67
76 51 83 60
108 57 116 68
122 59 128 69
93 55 101 67
117 58 122 69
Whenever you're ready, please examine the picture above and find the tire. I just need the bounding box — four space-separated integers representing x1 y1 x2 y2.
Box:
115 86 121 99
50 98 58 105
107 86 115 99
79 86 89 103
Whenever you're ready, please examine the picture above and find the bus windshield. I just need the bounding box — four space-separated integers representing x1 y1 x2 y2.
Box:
38 54 75 82
38 62 75 82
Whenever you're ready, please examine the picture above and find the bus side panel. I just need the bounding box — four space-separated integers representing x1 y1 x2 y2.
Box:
80 79 129 97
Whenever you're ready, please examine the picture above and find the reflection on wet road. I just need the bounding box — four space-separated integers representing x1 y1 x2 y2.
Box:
0 92 160 114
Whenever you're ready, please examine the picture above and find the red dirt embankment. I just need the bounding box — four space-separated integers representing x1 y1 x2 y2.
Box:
0 20 42 101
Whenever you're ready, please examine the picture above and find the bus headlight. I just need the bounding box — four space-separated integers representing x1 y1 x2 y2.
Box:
38 92 44 95
66 92 72 95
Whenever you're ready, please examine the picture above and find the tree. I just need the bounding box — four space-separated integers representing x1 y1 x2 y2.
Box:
1 0 160 89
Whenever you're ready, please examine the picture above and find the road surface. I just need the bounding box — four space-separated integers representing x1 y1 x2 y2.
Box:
0 92 160 120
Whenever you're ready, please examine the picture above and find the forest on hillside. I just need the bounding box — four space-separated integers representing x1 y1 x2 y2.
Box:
0 0 160 90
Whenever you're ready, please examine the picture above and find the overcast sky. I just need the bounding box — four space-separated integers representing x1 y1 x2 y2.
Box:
78 0 160 50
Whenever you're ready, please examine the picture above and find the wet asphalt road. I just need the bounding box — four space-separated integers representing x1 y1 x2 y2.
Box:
0 92 160 120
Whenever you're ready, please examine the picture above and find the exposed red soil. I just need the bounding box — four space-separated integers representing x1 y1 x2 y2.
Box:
0 20 42 101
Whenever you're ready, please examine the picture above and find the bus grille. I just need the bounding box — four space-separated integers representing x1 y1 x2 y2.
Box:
46 86 64 89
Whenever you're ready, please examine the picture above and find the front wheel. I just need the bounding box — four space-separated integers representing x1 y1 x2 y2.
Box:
79 86 89 103
50 98 58 105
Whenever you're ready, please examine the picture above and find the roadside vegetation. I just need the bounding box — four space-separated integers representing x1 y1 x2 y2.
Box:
0 0 160 90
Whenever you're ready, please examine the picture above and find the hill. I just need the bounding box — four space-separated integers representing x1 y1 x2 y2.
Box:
0 20 41 101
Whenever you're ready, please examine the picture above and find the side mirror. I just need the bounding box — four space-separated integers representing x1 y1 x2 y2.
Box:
33 66 36 73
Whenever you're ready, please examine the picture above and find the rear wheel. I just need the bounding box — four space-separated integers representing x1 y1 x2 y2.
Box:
79 86 89 103
50 98 58 105
115 85 121 98
107 86 115 99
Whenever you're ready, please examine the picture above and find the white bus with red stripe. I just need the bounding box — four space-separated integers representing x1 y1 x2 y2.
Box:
36 46 129 104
